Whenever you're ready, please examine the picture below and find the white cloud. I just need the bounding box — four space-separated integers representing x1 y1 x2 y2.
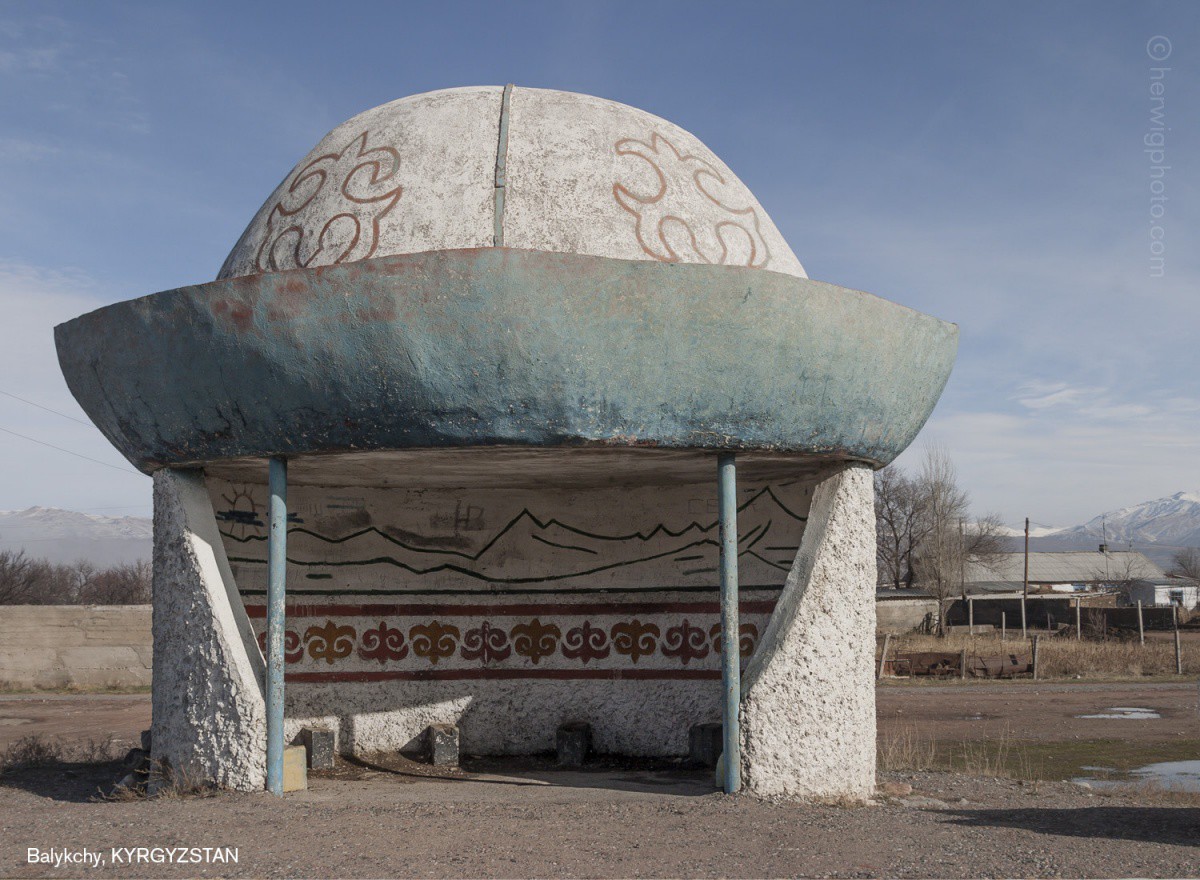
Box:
897 383 1200 527
0 45 61 73
0 262 150 515
1014 381 1098 411
0 137 61 161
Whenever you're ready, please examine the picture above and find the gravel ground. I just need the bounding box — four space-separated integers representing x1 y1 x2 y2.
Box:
2 685 1198 878
1 759 1198 879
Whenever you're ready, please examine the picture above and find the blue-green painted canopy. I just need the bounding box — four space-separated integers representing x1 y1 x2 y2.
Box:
56 248 955 474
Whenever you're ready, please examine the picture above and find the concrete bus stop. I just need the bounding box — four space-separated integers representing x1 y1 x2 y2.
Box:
56 85 955 800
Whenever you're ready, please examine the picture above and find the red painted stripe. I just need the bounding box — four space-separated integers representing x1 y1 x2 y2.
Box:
285 668 722 683
245 600 777 619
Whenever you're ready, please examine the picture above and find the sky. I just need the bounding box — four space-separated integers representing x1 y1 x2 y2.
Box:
0 0 1196 527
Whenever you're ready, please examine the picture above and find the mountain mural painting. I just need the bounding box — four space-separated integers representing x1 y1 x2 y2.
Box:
209 478 809 595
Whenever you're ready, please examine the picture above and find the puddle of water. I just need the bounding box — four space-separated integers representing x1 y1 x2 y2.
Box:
1074 759 1200 793
1076 707 1161 720
1080 765 1116 772
1131 760 1200 790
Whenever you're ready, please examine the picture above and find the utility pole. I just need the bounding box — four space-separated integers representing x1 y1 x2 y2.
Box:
1022 517 1029 638
959 518 967 601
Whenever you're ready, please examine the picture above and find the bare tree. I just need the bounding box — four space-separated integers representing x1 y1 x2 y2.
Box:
77 560 151 604
1169 547 1200 583
1091 551 1156 604
0 550 39 604
0 554 150 605
964 513 1007 575
910 447 967 634
904 446 1007 635
874 465 928 589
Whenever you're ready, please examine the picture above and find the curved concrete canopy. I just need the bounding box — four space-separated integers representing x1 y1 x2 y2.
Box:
56 248 955 474
218 86 807 281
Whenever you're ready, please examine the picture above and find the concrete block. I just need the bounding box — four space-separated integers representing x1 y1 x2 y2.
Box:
689 722 723 767
427 723 459 766
282 745 307 792
556 721 592 767
300 727 335 770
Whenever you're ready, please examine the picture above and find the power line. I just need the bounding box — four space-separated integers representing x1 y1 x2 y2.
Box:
0 390 95 427
0 426 141 475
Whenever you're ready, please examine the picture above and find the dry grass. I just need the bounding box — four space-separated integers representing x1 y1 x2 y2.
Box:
878 725 1042 782
877 725 937 773
1094 781 1200 806
0 734 218 800
880 631 1199 679
954 731 1041 781
0 734 119 772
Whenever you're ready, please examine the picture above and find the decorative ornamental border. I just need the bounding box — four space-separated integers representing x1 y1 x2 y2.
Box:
245 600 776 682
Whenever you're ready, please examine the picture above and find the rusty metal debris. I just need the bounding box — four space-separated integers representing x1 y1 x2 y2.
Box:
885 651 1032 678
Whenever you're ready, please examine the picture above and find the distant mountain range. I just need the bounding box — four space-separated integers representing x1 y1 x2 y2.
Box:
0 507 151 567
998 491 1200 571
1065 491 1200 548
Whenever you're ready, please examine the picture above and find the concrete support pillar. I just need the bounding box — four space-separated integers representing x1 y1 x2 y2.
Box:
150 469 266 791
739 464 876 800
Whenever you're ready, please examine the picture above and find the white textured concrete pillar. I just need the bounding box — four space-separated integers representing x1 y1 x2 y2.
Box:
151 469 267 791
739 464 876 800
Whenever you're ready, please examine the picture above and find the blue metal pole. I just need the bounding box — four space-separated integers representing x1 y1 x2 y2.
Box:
717 452 741 793
266 456 287 795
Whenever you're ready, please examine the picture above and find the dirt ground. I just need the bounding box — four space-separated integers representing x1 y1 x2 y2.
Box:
1 683 1198 879
0 695 150 754
876 679 1199 743
4 681 1195 755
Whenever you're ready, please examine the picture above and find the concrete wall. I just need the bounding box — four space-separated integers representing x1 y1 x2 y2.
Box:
1128 582 1200 609
0 605 151 690
876 597 938 634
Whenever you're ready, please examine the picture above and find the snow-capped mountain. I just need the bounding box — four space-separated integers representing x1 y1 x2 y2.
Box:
0 507 151 566
996 524 1063 538
1059 491 1200 548
996 491 1200 571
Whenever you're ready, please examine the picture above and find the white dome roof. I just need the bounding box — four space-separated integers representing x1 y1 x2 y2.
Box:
218 86 806 280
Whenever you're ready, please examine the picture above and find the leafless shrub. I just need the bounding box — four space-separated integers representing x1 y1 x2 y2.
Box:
0 734 121 772
0 554 149 605
877 725 936 772
1 734 66 770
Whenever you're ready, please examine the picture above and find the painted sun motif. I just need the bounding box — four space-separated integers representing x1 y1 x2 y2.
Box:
216 485 264 538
